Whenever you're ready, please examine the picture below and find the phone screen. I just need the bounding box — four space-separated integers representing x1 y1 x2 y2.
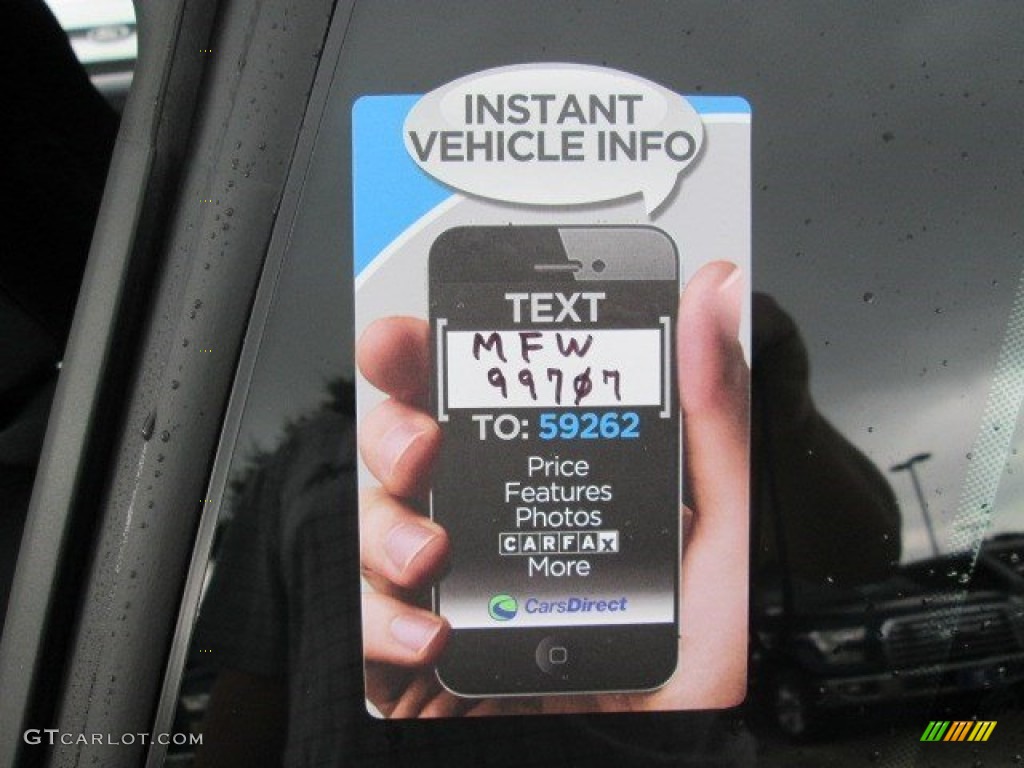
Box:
430 226 680 695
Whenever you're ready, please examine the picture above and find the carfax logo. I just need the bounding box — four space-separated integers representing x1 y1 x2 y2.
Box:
488 594 518 621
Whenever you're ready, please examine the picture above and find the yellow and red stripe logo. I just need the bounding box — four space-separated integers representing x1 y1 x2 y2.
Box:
920 721 997 742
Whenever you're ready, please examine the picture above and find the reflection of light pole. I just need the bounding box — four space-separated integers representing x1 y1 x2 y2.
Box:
890 452 938 557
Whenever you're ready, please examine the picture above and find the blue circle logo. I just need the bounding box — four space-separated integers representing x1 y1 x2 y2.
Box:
488 594 518 621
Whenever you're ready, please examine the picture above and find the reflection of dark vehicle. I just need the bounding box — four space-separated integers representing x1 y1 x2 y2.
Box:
983 533 1024 587
752 537 1024 739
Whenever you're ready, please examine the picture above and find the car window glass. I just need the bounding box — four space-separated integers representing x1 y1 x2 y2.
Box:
157 2 1024 765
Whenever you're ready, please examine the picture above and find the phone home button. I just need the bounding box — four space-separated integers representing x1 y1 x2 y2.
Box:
536 635 570 675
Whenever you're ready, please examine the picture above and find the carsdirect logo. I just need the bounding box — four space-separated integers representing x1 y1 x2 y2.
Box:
488 594 518 621
525 596 628 614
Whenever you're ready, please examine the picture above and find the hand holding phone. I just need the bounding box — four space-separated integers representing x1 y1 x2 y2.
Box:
357 260 748 717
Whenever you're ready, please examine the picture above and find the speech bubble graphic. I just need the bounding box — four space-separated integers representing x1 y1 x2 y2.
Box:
404 63 704 216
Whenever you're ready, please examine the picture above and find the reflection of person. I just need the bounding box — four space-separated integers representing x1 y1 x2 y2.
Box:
194 387 361 768
356 260 749 717
752 293 901 587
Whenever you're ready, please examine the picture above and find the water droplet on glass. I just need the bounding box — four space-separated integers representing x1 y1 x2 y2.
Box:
160 431 171 443
141 410 156 441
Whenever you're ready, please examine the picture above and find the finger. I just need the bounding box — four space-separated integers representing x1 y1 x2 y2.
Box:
360 569 432 605
360 489 449 591
364 663 445 719
389 673 442 719
385 678 475 719
362 591 449 667
381 680 473 719
677 261 749 544
468 696 543 717
357 317 431 406
417 688 473 719
674 261 749 708
363 661 411 717
359 398 441 498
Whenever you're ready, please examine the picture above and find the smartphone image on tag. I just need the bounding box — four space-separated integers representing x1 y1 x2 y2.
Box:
429 225 680 697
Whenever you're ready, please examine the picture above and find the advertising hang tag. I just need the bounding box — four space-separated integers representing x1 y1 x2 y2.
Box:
353 63 750 717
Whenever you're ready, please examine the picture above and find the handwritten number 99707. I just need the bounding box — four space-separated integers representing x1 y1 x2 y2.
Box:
487 366 622 406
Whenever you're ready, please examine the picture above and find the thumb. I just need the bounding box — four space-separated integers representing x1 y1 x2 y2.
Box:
677 261 749 545
673 261 750 707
